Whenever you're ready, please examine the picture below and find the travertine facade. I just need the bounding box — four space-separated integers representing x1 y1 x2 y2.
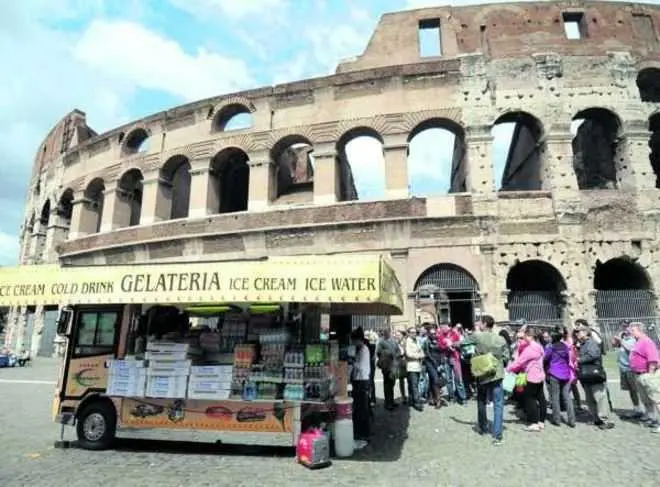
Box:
7 1 660 353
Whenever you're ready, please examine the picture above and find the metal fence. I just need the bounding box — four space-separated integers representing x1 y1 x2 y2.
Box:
595 316 660 350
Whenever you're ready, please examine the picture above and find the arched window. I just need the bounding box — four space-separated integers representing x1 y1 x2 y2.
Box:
408 118 466 195
118 169 144 227
594 258 655 321
271 135 314 204
123 128 150 155
571 108 622 190
161 156 191 220
491 111 545 191
337 127 384 201
212 104 254 132
210 148 250 213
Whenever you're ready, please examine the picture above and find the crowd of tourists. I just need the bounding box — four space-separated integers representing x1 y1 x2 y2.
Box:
352 316 660 447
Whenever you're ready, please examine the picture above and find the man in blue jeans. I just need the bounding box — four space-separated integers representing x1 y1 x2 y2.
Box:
472 315 510 446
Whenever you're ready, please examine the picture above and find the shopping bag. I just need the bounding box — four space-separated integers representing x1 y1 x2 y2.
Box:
503 372 516 393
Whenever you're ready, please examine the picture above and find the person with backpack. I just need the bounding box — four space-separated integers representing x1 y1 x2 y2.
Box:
472 315 510 446
423 323 446 408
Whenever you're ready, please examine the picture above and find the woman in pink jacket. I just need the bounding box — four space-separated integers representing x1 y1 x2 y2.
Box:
507 328 547 432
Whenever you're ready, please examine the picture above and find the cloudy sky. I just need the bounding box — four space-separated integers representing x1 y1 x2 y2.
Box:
0 0 633 265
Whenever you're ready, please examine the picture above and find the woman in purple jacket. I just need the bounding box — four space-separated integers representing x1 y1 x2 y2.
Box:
544 327 576 427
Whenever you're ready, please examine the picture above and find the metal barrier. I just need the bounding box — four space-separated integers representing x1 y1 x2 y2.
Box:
595 316 660 350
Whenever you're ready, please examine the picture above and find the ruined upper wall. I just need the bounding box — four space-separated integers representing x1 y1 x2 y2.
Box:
337 1 660 73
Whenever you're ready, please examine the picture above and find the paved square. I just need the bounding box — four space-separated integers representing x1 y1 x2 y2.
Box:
0 358 658 487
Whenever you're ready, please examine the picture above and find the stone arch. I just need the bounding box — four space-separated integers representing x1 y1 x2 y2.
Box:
270 134 314 201
57 188 74 222
211 103 254 132
506 259 566 323
413 263 480 327
637 67 660 103
490 110 546 191
82 177 105 234
594 257 655 323
336 126 385 201
407 118 467 195
118 168 144 227
161 155 191 220
122 126 150 156
210 147 250 213
571 107 623 190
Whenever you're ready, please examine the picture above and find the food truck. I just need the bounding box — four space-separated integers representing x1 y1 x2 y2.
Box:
0 254 403 451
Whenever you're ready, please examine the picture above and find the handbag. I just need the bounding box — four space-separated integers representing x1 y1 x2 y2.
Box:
514 373 527 392
578 361 607 384
503 371 517 393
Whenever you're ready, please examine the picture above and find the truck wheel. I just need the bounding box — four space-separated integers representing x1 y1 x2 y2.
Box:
76 402 116 450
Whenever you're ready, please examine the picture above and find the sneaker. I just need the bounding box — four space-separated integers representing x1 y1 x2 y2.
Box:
651 425 660 434
492 439 504 446
597 422 615 430
523 424 542 432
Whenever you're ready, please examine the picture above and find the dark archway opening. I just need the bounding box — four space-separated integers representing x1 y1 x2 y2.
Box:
118 169 144 227
84 178 105 233
492 111 545 191
637 68 660 103
271 135 314 204
57 189 74 223
649 114 660 189
123 128 150 155
40 200 51 229
594 257 655 322
414 264 480 328
506 260 566 322
161 156 191 220
571 108 621 190
212 148 250 213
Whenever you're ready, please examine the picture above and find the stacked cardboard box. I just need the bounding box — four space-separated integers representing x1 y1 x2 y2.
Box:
145 341 190 398
188 365 233 400
107 359 147 397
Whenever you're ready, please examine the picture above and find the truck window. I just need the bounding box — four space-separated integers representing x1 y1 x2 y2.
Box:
74 310 120 357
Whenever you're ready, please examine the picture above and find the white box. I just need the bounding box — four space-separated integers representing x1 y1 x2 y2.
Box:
146 341 189 352
109 359 145 370
145 351 189 361
147 368 190 377
188 378 232 391
187 390 231 400
189 365 233 379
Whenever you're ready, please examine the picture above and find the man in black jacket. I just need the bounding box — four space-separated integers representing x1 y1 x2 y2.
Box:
576 325 614 430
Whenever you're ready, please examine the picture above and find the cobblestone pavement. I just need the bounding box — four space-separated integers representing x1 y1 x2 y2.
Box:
1 358 658 487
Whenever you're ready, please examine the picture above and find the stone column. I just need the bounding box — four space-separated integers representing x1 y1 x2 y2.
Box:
313 144 340 205
465 125 495 194
544 124 579 192
247 153 275 212
389 250 410 330
99 182 128 233
382 134 409 199
140 171 171 225
43 210 70 262
30 305 45 357
28 220 47 264
188 158 218 218
14 307 28 353
618 123 654 191
69 193 101 239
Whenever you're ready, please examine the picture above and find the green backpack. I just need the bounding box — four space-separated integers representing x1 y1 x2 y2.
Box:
471 353 499 379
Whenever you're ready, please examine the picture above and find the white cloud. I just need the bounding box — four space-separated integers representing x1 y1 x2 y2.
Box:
169 0 287 21
74 20 255 101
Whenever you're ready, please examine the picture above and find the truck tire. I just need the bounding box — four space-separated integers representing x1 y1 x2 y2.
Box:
76 401 116 450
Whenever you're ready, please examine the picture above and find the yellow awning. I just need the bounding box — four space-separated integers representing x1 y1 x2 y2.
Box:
0 254 404 315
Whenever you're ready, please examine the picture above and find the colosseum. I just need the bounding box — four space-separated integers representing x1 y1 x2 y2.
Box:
5 0 660 356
